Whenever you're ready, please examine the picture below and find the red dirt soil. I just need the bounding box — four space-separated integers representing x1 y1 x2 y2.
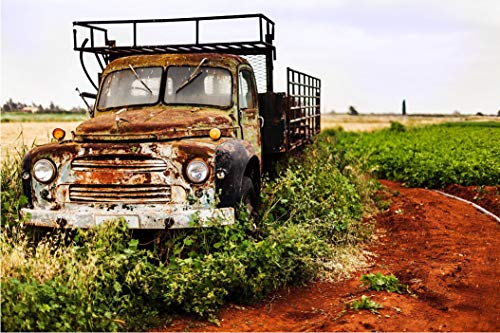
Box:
444 184 500 217
160 180 500 332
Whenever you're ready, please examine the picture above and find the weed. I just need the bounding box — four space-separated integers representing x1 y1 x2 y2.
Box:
360 272 405 293
389 121 406 132
349 295 383 314
373 195 391 210
1 142 30 227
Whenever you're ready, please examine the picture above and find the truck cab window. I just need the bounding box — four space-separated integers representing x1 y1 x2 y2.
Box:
239 70 257 110
97 67 162 109
165 66 232 107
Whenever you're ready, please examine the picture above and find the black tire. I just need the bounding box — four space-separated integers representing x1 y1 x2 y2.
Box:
237 176 259 221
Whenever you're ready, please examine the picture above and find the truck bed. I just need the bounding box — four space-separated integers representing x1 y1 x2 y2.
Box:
260 68 321 154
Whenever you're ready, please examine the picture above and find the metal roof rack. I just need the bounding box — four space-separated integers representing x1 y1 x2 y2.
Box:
73 14 276 92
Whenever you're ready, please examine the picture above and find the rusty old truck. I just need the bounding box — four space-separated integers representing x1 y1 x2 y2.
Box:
20 14 321 229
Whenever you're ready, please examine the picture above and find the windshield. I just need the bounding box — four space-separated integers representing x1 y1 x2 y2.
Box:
98 67 162 109
165 66 232 107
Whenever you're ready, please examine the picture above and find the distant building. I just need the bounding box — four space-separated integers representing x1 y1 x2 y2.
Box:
21 106 40 113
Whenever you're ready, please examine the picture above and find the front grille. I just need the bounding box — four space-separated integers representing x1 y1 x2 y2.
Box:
72 155 167 172
69 184 171 203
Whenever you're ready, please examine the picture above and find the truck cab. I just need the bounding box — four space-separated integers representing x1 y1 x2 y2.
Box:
20 14 320 230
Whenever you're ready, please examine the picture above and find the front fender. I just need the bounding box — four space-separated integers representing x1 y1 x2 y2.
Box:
215 139 258 207
22 151 33 208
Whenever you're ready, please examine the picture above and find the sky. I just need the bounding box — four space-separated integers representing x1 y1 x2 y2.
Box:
1 0 499 115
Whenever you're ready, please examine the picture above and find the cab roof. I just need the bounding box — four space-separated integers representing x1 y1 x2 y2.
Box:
104 53 250 75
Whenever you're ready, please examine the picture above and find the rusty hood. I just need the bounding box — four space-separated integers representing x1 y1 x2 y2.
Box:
74 108 235 142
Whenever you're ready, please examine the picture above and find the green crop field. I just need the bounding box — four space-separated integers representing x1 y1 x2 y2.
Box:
1 112 87 123
325 121 500 188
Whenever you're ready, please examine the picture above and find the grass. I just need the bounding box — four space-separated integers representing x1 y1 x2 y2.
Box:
320 113 495 132
0 134 377 331
1 112 87 123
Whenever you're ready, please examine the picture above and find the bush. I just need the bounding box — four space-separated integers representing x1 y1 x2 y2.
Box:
1 145 29 227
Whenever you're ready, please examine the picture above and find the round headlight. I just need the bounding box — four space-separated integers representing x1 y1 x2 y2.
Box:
186 160 209 183
33 159 56 183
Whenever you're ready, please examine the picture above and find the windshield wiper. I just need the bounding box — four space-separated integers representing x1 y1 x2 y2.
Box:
129 64 153 94
176 58 208 94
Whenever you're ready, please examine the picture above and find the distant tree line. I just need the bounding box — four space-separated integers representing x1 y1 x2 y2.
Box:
1 98 85 114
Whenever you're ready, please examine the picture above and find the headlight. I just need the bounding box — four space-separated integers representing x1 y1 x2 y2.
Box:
33 159 56 183
186 160 209 183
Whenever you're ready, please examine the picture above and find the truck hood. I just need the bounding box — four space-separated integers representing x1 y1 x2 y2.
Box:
74 108 235 142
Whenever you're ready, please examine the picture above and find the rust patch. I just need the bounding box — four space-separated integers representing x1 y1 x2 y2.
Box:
75 107 236 142
103 53 249 76
30 142 79 160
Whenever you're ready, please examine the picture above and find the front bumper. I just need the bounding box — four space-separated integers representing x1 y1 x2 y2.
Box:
20 204 234 229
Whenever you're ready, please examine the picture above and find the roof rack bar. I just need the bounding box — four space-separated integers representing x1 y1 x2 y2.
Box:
195 20 199 44
73 13 274 26
133 23 137 47
73 14 277 92
74 14 274 52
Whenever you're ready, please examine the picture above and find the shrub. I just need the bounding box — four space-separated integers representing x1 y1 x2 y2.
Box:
360 272 405 293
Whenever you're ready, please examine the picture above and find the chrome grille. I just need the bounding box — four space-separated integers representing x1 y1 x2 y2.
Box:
69 184 171 203
72 155 167 172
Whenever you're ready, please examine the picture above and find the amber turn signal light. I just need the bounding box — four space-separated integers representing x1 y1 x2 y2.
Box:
52 128 66 141
209 128 221 140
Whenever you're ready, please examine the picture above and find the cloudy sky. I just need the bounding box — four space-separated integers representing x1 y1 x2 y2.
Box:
1 0 499 114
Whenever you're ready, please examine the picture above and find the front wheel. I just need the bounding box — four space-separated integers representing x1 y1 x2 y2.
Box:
237 176 259 221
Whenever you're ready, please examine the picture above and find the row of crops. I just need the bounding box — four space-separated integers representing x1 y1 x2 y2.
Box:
328 121 500 188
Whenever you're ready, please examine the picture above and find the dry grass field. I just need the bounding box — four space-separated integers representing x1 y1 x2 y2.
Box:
0 122 80 161
1 114 497 162
321 114 496 131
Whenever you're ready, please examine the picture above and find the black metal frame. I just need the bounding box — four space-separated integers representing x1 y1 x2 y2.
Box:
286 67 321 150
73 14 276 92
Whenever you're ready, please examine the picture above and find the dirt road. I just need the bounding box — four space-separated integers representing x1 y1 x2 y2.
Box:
164 181 500 332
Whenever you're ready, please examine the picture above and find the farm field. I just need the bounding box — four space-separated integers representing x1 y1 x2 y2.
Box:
0 112 87 123
165 181 500 332
320 113 495 132
1 114 497 162
1 119 499 331
331 121 500 188
0 121 81 161
163 122 500 331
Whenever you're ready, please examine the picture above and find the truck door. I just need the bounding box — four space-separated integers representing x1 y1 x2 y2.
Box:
238 68 261 157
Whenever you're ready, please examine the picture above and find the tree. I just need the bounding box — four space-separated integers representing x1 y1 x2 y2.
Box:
348 105 359 115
